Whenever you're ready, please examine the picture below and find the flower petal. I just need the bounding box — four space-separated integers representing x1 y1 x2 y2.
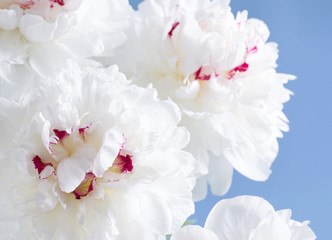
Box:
19 13 75 43
0 8 20 30
57 143 96 193
192 176 208 202
36 180 58 212
207 153 233 196
205 195 274 239
171 225 219 240
249 212 291 240
93 128 126 177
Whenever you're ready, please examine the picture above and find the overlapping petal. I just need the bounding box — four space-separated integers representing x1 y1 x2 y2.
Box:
171 196 316 240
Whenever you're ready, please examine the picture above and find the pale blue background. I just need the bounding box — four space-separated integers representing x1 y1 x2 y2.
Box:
129 0 332 238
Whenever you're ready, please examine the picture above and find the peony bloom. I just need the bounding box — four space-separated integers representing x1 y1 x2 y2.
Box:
0 0 84 41
171 195 316 240
112 0 294 200
0 0 132 100
0 63 195 239
0 0 130 43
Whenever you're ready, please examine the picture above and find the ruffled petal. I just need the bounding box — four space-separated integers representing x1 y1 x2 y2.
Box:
19 14 59 42
57 143 96 193
205 195 274 239
36 180 58 212
0 8 20 30
249 212 291 240
93 128 126 177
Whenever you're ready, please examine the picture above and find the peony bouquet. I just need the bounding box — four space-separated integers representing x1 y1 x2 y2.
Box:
0 0 316 239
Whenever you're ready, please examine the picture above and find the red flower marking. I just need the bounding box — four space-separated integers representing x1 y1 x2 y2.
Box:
111 154 133 174
119 134 127 153
32 156 53 176
168 22 180 38
233 62 249 72
19 0 35 9
78 127 88 135
72 172 96 199
50 0 65 6
78 123 93 141
194 67 211 81
78 126 89 141
228 62 249 79
53 129 69 141
247 46 258 55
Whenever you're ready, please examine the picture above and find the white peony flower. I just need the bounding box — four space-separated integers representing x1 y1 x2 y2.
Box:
0 0 130 43
0 0 82 41
0 63 195 239
171 195 316 240
112 0 295 200
0 0 132 100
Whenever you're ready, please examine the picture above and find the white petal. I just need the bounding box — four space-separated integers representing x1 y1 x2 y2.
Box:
28 42 77 77
157 126 190 150
83 195 117 238
52 182 74 211
32 206 80 240
289 221 317 240
93 128 126 177
207 152 233 196
276 210 316 240
150 175 195 232
138 149 194 178
192 176 208 202
144 100 182 128
60 30 105 57
249 212 291 240
205 196 275 239
19 14 57 42
114 191 172 239
175 80 200 100
39 165 55 179
36 180 58 212
177 15 210 75
0 8 19 30
171 225 219 240
19 13 75 43
140 192 172 236
57 143 96 193
211 114 273 181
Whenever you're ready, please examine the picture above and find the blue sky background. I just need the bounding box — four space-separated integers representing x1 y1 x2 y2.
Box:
129 0 332 238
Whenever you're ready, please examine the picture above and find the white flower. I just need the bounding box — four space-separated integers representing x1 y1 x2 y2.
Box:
0 0 132 100
0 0 130 43
0 63 195 239
171 195 316 240
0 0 82 41
112 0 294 200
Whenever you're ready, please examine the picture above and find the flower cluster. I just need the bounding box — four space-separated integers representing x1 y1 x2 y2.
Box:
0 0 316 239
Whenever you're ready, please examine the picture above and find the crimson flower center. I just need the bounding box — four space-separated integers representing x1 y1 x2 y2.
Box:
32 124 133 200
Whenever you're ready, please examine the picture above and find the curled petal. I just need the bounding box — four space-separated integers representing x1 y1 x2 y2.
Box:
57 143 96 193
205 196 274 239
93 128 126 177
